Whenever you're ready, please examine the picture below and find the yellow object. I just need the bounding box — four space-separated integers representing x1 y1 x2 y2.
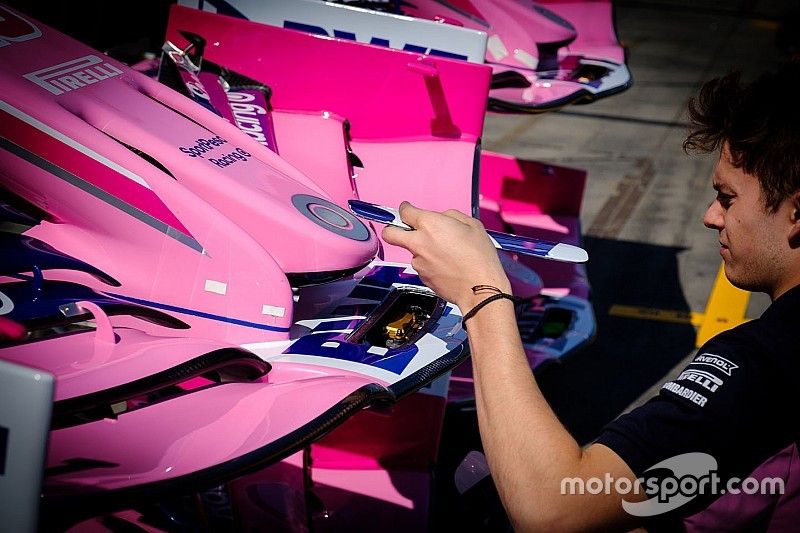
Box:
695 263 750 347
385 311 418 341
608 305 704 326
607 264 749 347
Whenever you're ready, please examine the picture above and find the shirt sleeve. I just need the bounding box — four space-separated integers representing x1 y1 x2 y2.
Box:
596 325 793 489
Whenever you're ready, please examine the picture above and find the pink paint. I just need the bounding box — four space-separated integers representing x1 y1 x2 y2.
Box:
44 371 384 495
541 0 626 62
479 150 590 299
0 317 26 341
350 139 477 262
0 327 250 401
0 106 193 238
165 5 492 141
0 7 478 524
0 5 384 343
398 0 631 110
271 110 356 208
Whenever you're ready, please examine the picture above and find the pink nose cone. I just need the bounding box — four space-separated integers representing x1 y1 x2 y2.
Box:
283 193 379 273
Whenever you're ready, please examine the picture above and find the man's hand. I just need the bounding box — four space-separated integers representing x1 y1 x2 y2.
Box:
382 201 641 531
381 201 511 313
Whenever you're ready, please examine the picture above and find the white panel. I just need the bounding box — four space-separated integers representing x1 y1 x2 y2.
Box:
204 279 228 295
366 345 389 356
261 304 286 317
486 34 508 61
177 0 487 64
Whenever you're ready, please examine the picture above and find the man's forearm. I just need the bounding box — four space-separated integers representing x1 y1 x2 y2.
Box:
465 298 638 531
378 205 639 528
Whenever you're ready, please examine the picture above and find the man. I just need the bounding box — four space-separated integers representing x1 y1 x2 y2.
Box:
383 62 800 530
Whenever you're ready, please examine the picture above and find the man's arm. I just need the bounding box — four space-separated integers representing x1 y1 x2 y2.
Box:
383 202 643 531
465 296 641 530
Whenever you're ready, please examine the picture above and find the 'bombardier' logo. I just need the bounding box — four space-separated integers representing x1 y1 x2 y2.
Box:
24 55 122 95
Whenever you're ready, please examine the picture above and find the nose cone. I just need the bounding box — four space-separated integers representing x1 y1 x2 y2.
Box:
284 194 379 273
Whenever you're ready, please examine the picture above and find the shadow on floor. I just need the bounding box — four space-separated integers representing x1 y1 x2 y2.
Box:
537 235 698 444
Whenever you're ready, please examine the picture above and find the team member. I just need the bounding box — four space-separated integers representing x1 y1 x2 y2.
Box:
383 63 800 530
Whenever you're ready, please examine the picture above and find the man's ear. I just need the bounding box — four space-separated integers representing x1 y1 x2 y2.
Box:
789 192 800 245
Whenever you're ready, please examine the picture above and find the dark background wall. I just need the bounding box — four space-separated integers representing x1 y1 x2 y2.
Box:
4 1 176 60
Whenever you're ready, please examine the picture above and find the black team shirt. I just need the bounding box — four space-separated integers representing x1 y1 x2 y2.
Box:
596 284 800 521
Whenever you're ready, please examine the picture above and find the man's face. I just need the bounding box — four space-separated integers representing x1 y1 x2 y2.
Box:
703 146 792 297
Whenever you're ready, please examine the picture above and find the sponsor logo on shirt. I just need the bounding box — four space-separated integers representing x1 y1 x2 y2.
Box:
691 353 738 376
677 369 724 393
661 382 707 407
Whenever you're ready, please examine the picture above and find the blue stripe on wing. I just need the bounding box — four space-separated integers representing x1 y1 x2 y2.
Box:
1 233 120 286
107 292 290 332
487 230 556 257
284 331 419 375
348 200 398 224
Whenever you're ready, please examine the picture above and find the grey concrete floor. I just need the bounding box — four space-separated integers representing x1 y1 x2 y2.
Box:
479 0 794 441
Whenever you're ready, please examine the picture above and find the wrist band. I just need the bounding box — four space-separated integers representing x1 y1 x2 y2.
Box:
461 285 521 326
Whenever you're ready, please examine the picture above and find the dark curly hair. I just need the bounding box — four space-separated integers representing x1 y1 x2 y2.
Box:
684 62 800 212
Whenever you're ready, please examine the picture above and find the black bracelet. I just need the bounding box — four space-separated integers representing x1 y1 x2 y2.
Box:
461 285 520 326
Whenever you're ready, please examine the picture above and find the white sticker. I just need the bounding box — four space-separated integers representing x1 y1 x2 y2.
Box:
513 49 538 69
0 290 13 315
487 34 509 61
204 279 227 295
322 341 340 348
367 346 389 356
262 304 286 317
522 87 535 103
402 265 418 275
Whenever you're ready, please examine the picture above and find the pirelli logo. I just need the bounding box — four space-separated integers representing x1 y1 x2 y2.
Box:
23 54 122 95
